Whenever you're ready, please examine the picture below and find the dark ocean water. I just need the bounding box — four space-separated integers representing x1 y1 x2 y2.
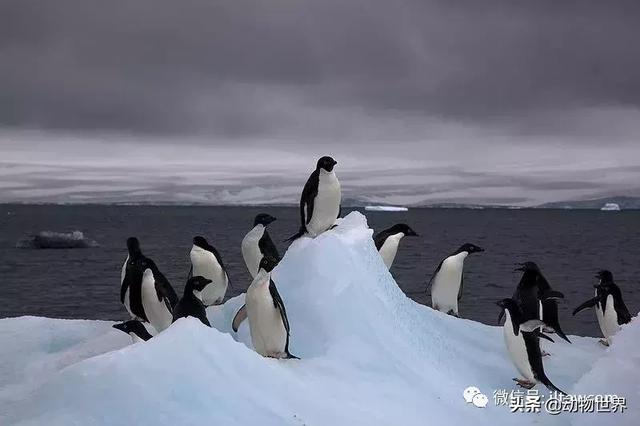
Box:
1 204 638 337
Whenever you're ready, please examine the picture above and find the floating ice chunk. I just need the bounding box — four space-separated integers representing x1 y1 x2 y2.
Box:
16 230 98 249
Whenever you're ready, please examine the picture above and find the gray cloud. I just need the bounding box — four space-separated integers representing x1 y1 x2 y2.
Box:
1 0 640 139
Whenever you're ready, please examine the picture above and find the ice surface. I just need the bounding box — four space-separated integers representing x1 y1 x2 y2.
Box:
1 212 636 425
16 230 98 249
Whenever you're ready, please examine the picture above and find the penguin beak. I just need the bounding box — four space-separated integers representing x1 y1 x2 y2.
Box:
475 246 484 253
408 230 418 237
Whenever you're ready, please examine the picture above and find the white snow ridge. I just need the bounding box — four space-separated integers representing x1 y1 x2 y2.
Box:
0 212 637 425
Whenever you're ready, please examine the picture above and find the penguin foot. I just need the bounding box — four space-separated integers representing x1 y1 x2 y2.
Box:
329 224 339 230
541 350 551 357
513 378 536 389
446 310 460 318
599 339 610 347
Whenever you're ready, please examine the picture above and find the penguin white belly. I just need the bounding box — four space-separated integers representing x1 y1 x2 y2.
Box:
594 288 606 338
190 246 228 305
241 225 264 279
378 233 402 269
140 270 172 332
307 171 341 237
503 312 535 382
431 254 466 314
602 295 620 341
246 278 287 357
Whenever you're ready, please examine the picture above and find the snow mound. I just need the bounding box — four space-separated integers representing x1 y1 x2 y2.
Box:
16 230 98 249
1 212 636 425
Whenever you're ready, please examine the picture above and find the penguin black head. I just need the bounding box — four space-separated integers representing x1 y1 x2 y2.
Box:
186 276 212 292
112 320 152 341
316 156 337 172
387 223 418 237
514 261 540 272
456 243 484 255
254 213 277 227
596 269 614 284
193 236 211 250
258 256 278 273
126 237 141 256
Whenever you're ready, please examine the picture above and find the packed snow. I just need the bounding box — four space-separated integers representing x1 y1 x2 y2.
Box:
1 212 637 425
16 230 98 249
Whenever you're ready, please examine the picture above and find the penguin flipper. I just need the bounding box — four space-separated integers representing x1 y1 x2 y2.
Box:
552 325 572 344
426 259 445 291
269 280 294 356
572 297 599 316
232 304 248 332
520 319 546 332
457 272 464 301
187 265 193 280
534 330 555 343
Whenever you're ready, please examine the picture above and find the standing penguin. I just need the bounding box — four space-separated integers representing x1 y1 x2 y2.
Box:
497 298 566 394
112 320 153 343
573 270 631 346
189 236 230 306
140 259 178 333
173 276 213 327
120 237 144 319
429 243 484 316
286 156 341 241
242 256 297 359
242 213 280 278
373 223 418 269
508 262 570 344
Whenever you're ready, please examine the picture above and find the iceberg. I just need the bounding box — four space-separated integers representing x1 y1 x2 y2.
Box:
16 230 98 249
1 212 637 425
600 203 621 211
364 205 408 212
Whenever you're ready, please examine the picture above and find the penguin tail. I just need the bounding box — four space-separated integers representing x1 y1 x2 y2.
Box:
540 375 567 396
286 352 300 360
284 226 306 243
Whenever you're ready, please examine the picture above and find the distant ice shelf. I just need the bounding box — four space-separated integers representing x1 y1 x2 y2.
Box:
600 203 621 211
364 205 408 212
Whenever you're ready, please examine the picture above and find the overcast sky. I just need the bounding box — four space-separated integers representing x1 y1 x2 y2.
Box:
1 1 639 205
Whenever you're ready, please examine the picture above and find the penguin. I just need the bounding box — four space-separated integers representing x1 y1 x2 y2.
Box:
428 243 484 316
244 256 297 359
120 237 144 319
241 213 280 278
508 262 570 344
286 156 341 241
173 276 213 327
573 270 632 346
497 298 566 394
140 259 178 333
373 223 418 269
189 236 230 306
112 320 153 342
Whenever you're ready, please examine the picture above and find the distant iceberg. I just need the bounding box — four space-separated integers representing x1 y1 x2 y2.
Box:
364 205 408 212
16 230 98 249
1 212 636 425
600 203 621 211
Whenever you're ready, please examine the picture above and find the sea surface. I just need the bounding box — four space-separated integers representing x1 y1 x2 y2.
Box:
1 204 638 337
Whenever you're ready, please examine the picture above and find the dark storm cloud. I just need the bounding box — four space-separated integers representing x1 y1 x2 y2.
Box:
1 0 640 137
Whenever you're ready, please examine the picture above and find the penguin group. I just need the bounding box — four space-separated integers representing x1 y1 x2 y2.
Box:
112 155 634 392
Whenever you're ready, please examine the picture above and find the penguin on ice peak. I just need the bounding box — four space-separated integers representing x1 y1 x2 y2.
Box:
173 276 213 327
497 298 566 394
242 213 280 279
373 223 418 269
189 236 230 306
573 270 631 346
242 256 298 359
428 243 484 316
113 320 153 343
286 156 341 242
140 257 178 333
